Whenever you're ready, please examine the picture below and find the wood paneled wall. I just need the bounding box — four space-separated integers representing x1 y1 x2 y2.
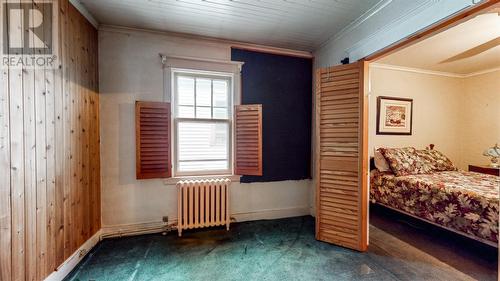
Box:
0 1 100 280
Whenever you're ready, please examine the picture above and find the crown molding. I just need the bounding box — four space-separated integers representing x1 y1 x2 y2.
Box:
69 0 99 28
370 63 500 78
464 66 500 77
370 63 463 77
99 25 314 59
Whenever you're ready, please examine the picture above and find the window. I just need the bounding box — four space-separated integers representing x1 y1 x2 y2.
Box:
173 70 233 176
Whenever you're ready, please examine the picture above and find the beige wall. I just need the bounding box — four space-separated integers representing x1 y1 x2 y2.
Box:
99 26 312 228
369 67 500 170
369 67 463 165
460 70 500 168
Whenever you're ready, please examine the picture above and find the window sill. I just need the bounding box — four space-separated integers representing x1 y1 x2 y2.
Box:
163 174 241 186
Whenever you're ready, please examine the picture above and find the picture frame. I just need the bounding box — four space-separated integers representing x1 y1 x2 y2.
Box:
376 96 413 135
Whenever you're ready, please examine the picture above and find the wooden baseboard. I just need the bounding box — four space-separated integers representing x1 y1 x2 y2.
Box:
44 230 102 281
100 221 174 239
232 206 310 222
100 206 311 237
43 206 311 280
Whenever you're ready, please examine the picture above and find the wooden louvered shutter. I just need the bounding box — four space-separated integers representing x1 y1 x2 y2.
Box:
136 101 172 179
235 104 263 176
315 61 368 251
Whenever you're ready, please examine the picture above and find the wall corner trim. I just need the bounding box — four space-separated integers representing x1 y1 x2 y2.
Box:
44 230 102 281
69 0 99 28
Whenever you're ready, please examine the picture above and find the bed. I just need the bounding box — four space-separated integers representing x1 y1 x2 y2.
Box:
370 150 499 247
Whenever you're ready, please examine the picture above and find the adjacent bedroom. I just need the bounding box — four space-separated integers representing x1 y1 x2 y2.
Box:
367 7 500 280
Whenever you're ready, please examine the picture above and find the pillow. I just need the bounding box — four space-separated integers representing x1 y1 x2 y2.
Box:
415 149 456 171
374 148 391 172
379 147 434 176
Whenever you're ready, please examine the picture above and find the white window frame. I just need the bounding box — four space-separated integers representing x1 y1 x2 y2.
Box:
171 69 234 177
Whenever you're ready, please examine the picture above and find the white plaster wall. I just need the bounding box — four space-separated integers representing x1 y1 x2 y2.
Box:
99 27 311 227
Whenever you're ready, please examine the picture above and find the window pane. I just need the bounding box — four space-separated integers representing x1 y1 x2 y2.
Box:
177 76 194 106
177 121 229 172
196 106 211 119
196 78 212 106
213 107 228 119
178 106 194 118
213 80 228 107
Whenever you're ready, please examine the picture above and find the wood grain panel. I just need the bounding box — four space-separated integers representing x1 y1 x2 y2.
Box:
54 0 65 266
8 1 26 279
23 1 37 279
136 101 172 179
315 61 368 252
234 104 263 176
0 1 100 279
0 49 11 281
0 2 12 279
35 1 48 276
44 1 57 275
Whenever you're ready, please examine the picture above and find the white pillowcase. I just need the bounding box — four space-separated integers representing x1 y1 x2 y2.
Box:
374 148 391 172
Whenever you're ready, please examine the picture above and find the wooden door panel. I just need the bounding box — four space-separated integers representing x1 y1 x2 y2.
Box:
315 61 368 251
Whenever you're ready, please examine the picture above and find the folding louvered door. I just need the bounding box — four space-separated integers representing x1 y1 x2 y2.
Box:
315 61 369 251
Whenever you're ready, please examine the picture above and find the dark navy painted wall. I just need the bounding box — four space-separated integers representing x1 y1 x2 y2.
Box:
231 48 312 183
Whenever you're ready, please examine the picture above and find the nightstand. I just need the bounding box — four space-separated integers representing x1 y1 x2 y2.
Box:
469 165 500 176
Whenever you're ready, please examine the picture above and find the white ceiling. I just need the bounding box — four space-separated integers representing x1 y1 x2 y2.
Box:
378 12 500 75
77 0 381 52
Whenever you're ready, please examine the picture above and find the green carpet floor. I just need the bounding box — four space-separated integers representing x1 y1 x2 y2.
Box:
64 216 487 281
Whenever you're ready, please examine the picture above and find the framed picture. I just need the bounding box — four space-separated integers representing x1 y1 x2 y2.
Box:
376 96 413 135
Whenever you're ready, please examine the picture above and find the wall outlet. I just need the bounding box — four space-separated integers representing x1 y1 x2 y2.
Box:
162 216 169 223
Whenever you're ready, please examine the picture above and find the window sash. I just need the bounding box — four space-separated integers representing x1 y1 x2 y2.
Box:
173 119 232 176
173 72 232 120
172 70 233 177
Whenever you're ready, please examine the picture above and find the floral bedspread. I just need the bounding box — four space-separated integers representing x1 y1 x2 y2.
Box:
370 170 499 244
